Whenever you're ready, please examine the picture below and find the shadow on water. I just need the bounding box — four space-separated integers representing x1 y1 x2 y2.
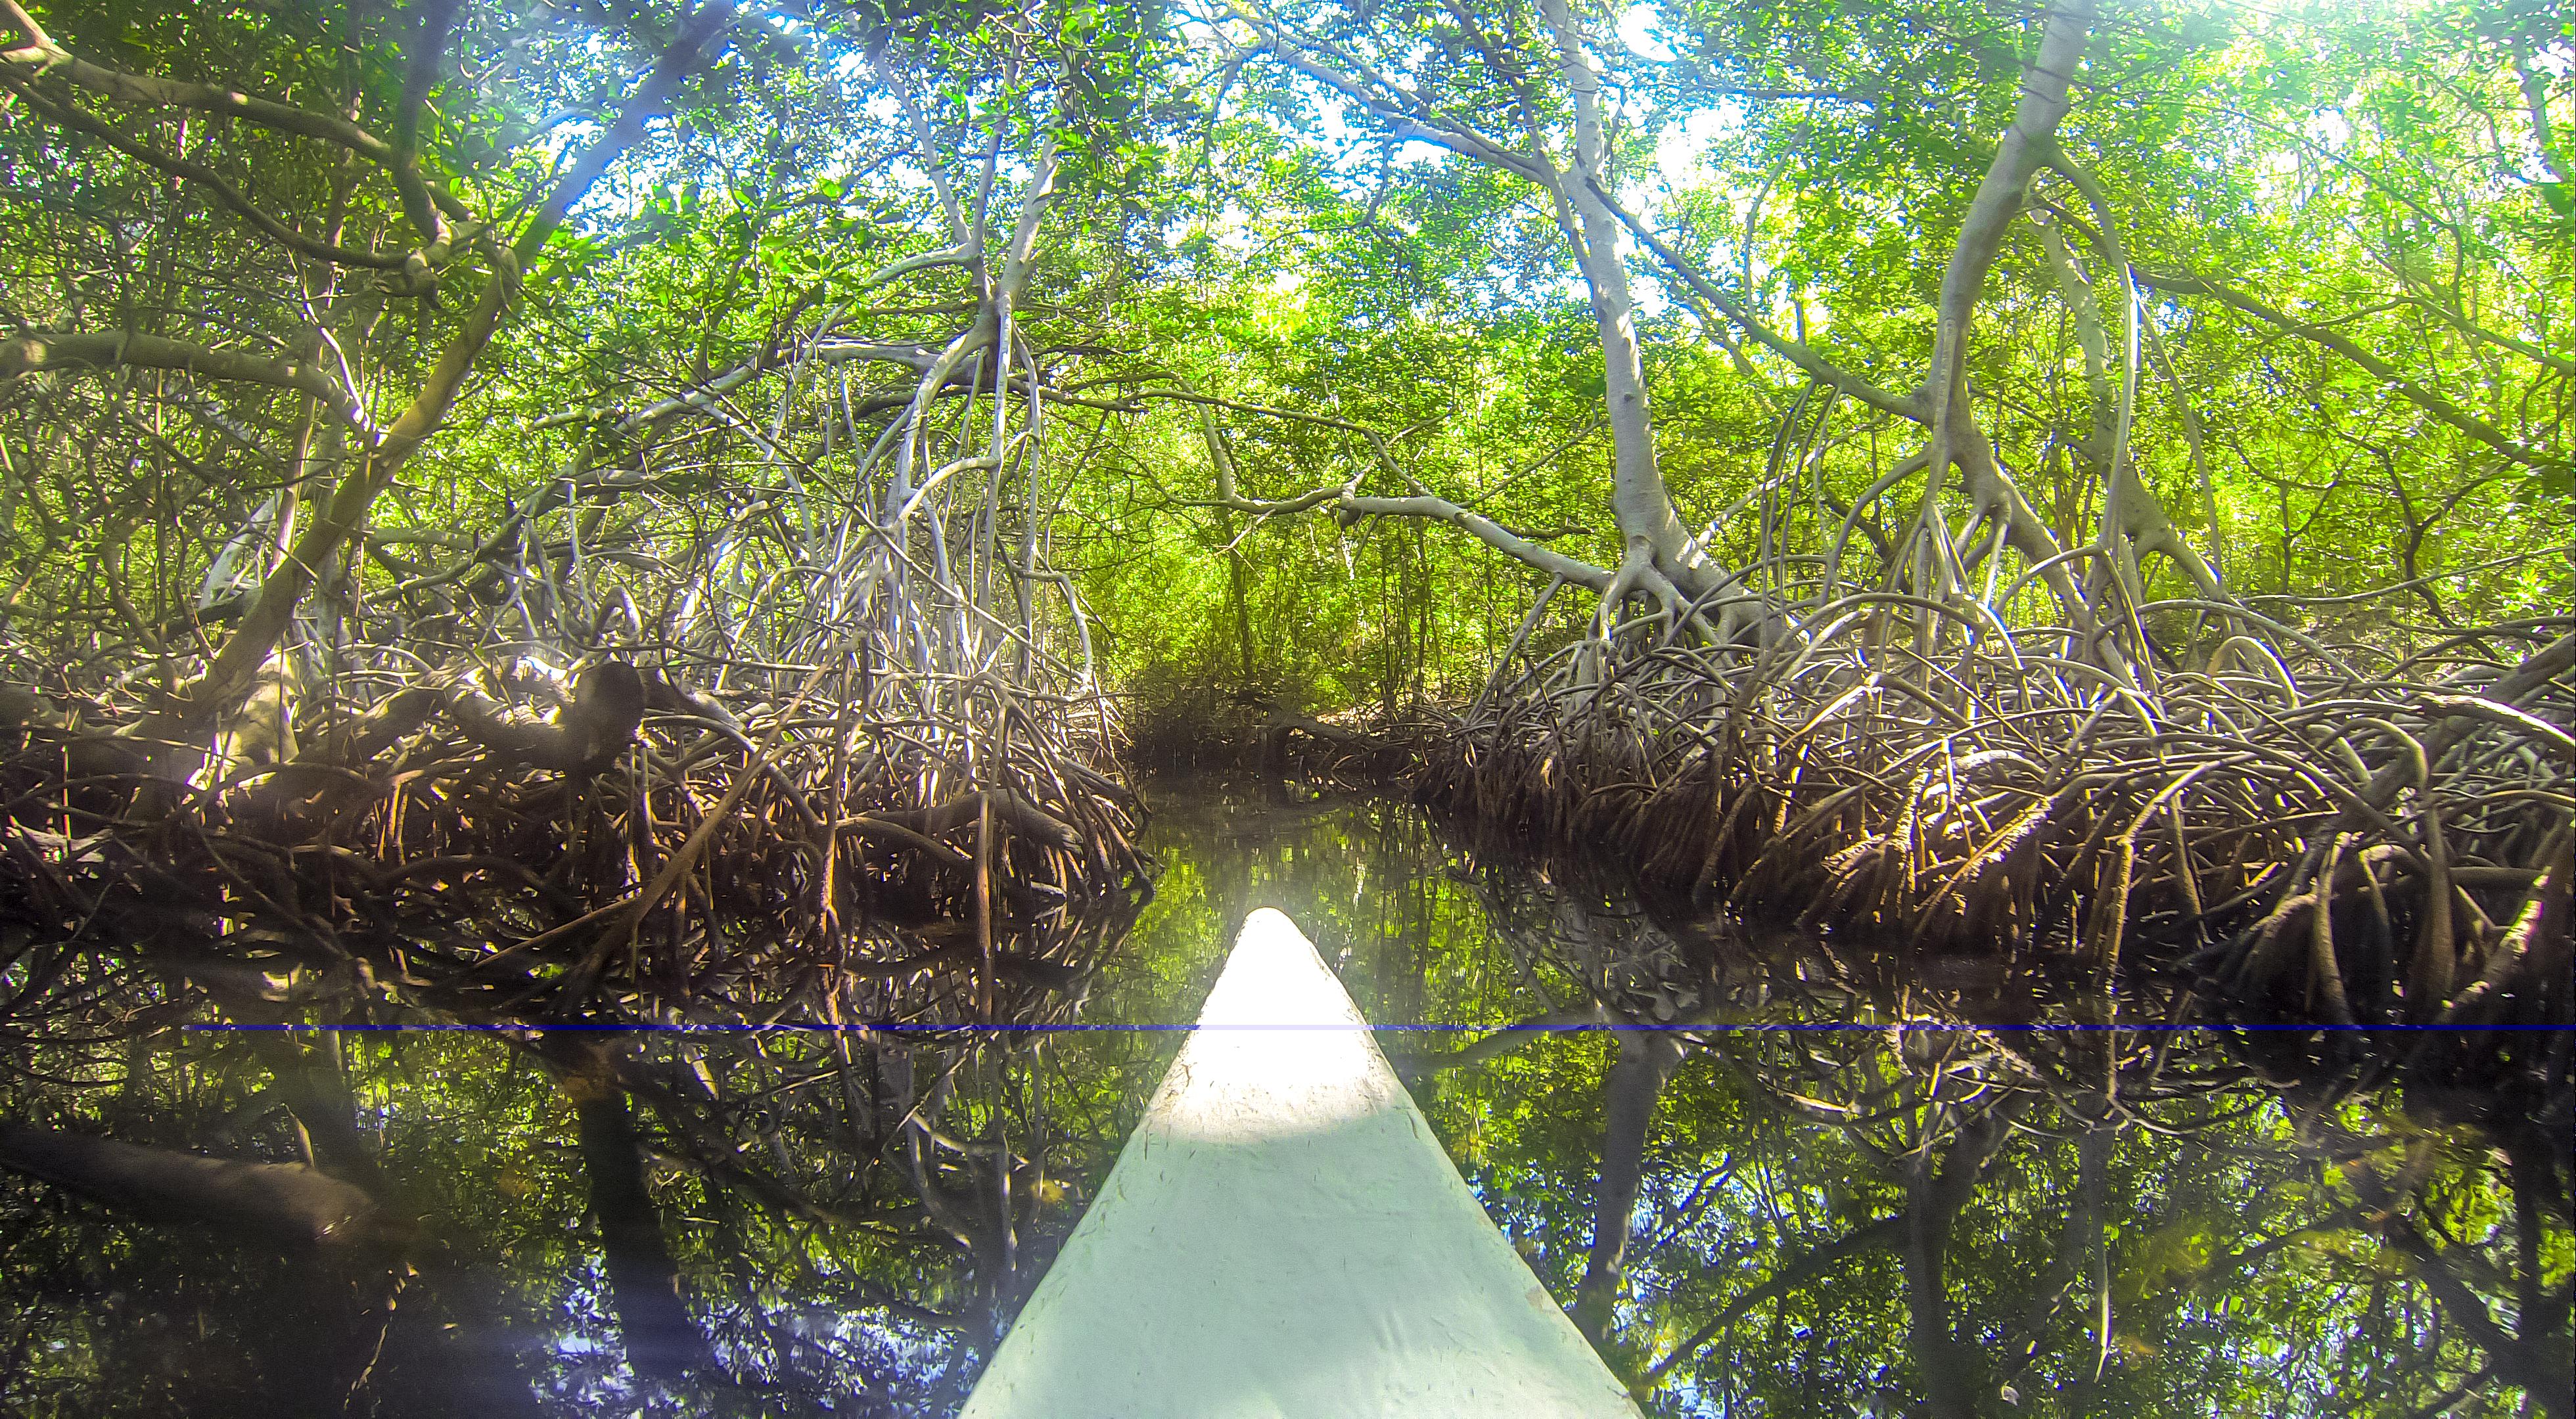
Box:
1 775 2567 1416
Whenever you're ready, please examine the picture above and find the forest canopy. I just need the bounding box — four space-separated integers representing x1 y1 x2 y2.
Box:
0 0 2564 715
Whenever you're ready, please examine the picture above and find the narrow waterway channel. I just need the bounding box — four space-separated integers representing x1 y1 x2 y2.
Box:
1 776 2560 1416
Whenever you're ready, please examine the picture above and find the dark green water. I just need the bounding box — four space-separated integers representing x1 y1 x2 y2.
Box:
1 778 2564 1416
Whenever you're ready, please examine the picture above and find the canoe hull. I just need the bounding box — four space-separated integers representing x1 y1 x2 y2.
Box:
962 908 1642 1418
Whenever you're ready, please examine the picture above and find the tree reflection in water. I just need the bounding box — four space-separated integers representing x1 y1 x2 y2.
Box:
2 782 2565 1416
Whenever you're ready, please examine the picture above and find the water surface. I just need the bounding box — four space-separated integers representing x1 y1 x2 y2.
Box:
1 777 2562 1416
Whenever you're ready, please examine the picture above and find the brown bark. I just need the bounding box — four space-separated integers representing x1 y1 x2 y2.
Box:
444 662 646 773
0 1120 392 1249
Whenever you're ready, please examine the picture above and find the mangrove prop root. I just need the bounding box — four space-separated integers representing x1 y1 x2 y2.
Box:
1405 618 2572 1102
0 1119 394 1248
0 654 1149 1042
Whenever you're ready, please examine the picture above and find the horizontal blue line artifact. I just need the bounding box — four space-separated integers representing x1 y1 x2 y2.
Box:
182 1022 2576 1033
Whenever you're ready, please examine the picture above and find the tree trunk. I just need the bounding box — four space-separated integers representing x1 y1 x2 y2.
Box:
0 1120 390 1248
1572 1029 1684 1342
547 1042 712 1380
1900 1097 2030 1418
1216 501 1256 681
1910 0 2102 639
244 1029 382 1191
1536 0 1723 615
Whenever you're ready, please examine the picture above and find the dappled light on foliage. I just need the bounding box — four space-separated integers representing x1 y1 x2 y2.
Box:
0 0 2567 1412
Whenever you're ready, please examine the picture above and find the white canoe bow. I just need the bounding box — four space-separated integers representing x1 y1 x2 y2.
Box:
962 907 1643 1418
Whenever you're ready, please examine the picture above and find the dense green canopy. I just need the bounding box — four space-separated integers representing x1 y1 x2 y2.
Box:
0 0 2563 714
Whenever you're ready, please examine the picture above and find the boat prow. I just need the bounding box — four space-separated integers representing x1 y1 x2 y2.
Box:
963 907 1642 1417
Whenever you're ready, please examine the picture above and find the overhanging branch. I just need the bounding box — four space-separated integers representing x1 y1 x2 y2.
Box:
0 330 376 432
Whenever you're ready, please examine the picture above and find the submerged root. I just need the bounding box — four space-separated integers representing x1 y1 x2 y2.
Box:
1413 618 2573 1097
0 654 1149 1040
